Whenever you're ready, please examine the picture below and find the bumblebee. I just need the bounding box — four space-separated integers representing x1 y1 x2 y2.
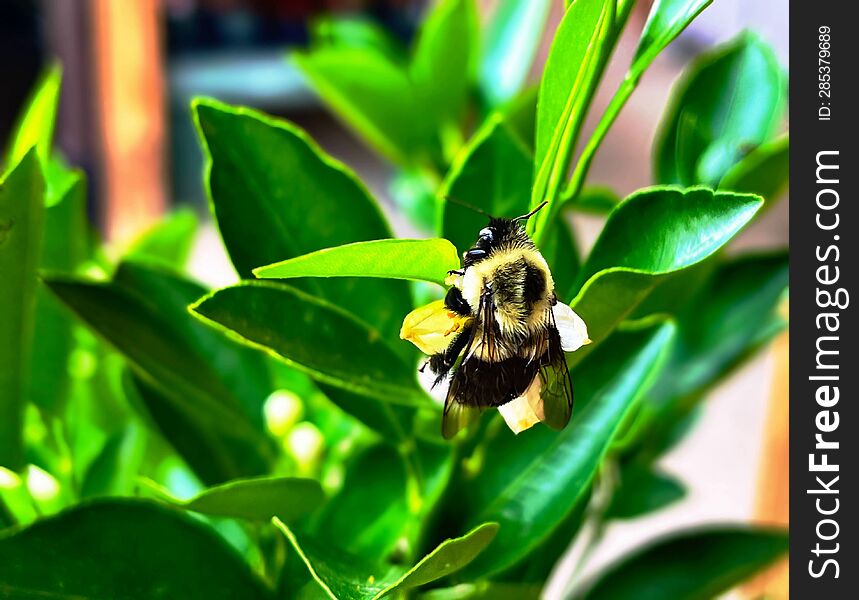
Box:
401 202 590 439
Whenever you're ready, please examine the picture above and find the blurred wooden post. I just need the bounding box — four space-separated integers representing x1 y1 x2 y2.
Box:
90 0 166 242
744 302 790 599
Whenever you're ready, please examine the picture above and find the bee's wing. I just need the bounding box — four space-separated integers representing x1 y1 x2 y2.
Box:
441 291 493 439
531 309 574 430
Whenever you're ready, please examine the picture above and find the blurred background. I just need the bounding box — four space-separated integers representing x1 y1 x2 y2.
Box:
1 0 788 597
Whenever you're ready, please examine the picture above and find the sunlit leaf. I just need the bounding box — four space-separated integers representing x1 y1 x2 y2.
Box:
632 0 713 72
255 239 460 286
6 64 62 167
479 0 552 107
276 519 498 600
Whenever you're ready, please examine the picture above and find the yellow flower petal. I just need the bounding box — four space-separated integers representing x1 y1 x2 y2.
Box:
400 300 471 355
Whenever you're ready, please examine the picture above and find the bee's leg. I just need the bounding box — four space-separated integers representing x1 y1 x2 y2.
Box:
444 286 472 317
447 269 465 277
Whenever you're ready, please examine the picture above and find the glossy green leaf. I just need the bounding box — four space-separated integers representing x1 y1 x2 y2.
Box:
655 34 785 186
530 0 613 240
534 0 610 173
411 0 477 129
6 64 62 167
276 519 498 600
719 134 789 203
605 463 685 519
311 443 452 560
28 171 89 414
0 151 44 470
460 319 676 577
0 500 272 599
440 114 532 252
575 527 788 600
497 484 592 583
632 0 713 70
191 282 424 405
640 252 788 442
479 0 552 106
45 263 276 484
193 98 412 343
126 207 199 269
566 188 762 366
293 48 436 166
255 238 459 286
148 475 324 523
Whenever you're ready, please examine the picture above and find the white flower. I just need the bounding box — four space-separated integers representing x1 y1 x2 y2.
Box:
552 301 591 352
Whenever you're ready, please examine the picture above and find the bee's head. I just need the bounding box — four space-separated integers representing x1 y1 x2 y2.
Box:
461 201 548 266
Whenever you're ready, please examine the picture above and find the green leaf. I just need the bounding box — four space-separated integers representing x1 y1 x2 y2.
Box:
191 282 424 405
147 475 324 523
6 64 62 167
534 0 610 174
81 424 146 498
126 207 199 269
719 134 789 203
0 151 45 470
255 238 459 286
570 185 621 214
276 519 498 600
605 464 685 519
638 251 788 452
293 48 436 166
421 582 542 599
310 16 407 64
460 319 676 577
567 187 762 367
27 169 89 414
654 34 785 186
317 384 416 444
0 499 272 599
479 0 552 107
45 263 276 484
192 98 412 344
530 0 614 240
632 0 713 71
411 0 477 129
440 114 532 252
575 527 788 600
310 443 452 560
540 216 581 297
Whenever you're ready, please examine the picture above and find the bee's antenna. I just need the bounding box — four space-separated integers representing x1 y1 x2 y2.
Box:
512 200 548 222
444 195 492 218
